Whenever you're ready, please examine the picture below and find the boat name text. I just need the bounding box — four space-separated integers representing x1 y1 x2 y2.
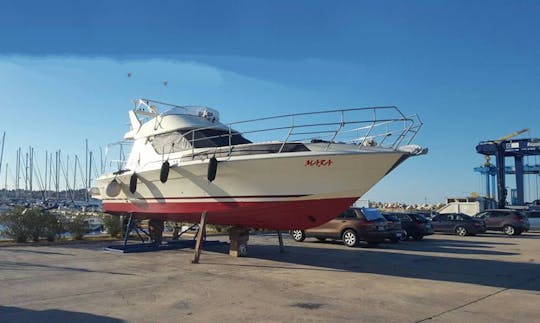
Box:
305 159 333 167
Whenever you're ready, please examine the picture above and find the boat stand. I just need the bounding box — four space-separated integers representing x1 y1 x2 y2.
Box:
122 213 152 247
192 211 208 264
172 223 200 241
229 227 250 257
277 231 285 253
106 212 229 254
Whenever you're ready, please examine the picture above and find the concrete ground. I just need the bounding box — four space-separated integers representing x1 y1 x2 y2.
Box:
1 231 539 323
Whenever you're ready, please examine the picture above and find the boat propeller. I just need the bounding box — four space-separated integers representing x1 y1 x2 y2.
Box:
207 156 218 182
129 173 138 194
160 160 170 183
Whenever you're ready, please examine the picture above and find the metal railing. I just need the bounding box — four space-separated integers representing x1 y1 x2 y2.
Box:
179 105 423 156
108 100 424 170
103 141 133 173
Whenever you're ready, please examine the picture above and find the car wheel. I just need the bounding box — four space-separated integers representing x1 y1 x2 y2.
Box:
400 229 408 241
342 229 358 247
412 235 424 241
455 226 468 236
316 237 326 241
503 225 515 236
291 230 305 242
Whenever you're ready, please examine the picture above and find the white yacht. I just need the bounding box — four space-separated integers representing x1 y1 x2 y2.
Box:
91 99 426 230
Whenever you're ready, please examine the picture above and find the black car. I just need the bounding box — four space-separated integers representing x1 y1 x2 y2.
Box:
411 211 439 221
384 212 434 241
525 210 540 231
431 213 486 236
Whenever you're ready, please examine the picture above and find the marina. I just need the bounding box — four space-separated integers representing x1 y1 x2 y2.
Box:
2 2 540 322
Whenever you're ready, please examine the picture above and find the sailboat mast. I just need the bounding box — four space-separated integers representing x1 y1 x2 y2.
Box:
85 139 88 193
87 150 92 202
15 148 20 195
48 152 53 193
44 150 48 200
0 132 5 179
3 163 7 197
29 146 33 192
100 147 104 174
24 150 28 191
55 150 60 202
73 155 78 197
65 155 70 200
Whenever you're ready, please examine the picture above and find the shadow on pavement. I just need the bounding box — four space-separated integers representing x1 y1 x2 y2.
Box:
0 261 135 276
379 238 520 256
202 236 540 292
480 232 540 239
0 248 75 256
0 306 125 323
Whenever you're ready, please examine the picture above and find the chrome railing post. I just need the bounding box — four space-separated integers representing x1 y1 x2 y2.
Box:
228 126 232 157
278 115 295 153
191 131 195 158
393 121 414 149
326 110 346 150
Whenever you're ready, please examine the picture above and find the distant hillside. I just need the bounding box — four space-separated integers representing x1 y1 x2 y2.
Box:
0 189 89 202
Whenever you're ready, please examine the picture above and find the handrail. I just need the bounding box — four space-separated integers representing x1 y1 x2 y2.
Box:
107 102 424 170
179 105 422 156
103 141 133 172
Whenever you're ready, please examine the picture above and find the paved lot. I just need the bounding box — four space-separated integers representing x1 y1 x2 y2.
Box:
1 231 539 323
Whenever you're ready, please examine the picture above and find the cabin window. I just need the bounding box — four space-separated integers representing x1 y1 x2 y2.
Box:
180 129 251 148
151 129 251 154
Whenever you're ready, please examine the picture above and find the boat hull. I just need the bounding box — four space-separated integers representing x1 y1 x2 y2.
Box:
103 196 358 230
97 151 408 230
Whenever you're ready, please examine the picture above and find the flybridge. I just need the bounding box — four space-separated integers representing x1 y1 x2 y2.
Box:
133 98 220 122
124 99 222 140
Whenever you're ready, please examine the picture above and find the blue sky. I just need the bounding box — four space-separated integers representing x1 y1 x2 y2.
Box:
1 0 539 203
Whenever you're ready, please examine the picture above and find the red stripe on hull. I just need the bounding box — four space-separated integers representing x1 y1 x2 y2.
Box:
103 197 357 230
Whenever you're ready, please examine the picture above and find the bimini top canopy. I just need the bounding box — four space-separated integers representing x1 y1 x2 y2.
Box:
124 99 228 140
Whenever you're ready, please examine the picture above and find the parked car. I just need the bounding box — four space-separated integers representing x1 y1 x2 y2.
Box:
524 210 540 231
384 212 434 241
290 207 398 247
411 211 439 221
526 199 540 206
475 209 530 235
431 213 486 236
381 213 402 243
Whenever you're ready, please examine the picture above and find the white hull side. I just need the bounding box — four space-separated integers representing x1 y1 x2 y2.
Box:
96 151 406 204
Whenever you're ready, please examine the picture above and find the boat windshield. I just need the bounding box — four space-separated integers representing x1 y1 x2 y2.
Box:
151 129 252 153
181 129 252 148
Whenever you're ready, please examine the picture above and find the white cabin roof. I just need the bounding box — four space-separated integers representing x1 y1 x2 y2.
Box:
124 99 229 140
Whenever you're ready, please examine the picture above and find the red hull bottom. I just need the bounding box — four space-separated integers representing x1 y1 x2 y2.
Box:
103 197 358 230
